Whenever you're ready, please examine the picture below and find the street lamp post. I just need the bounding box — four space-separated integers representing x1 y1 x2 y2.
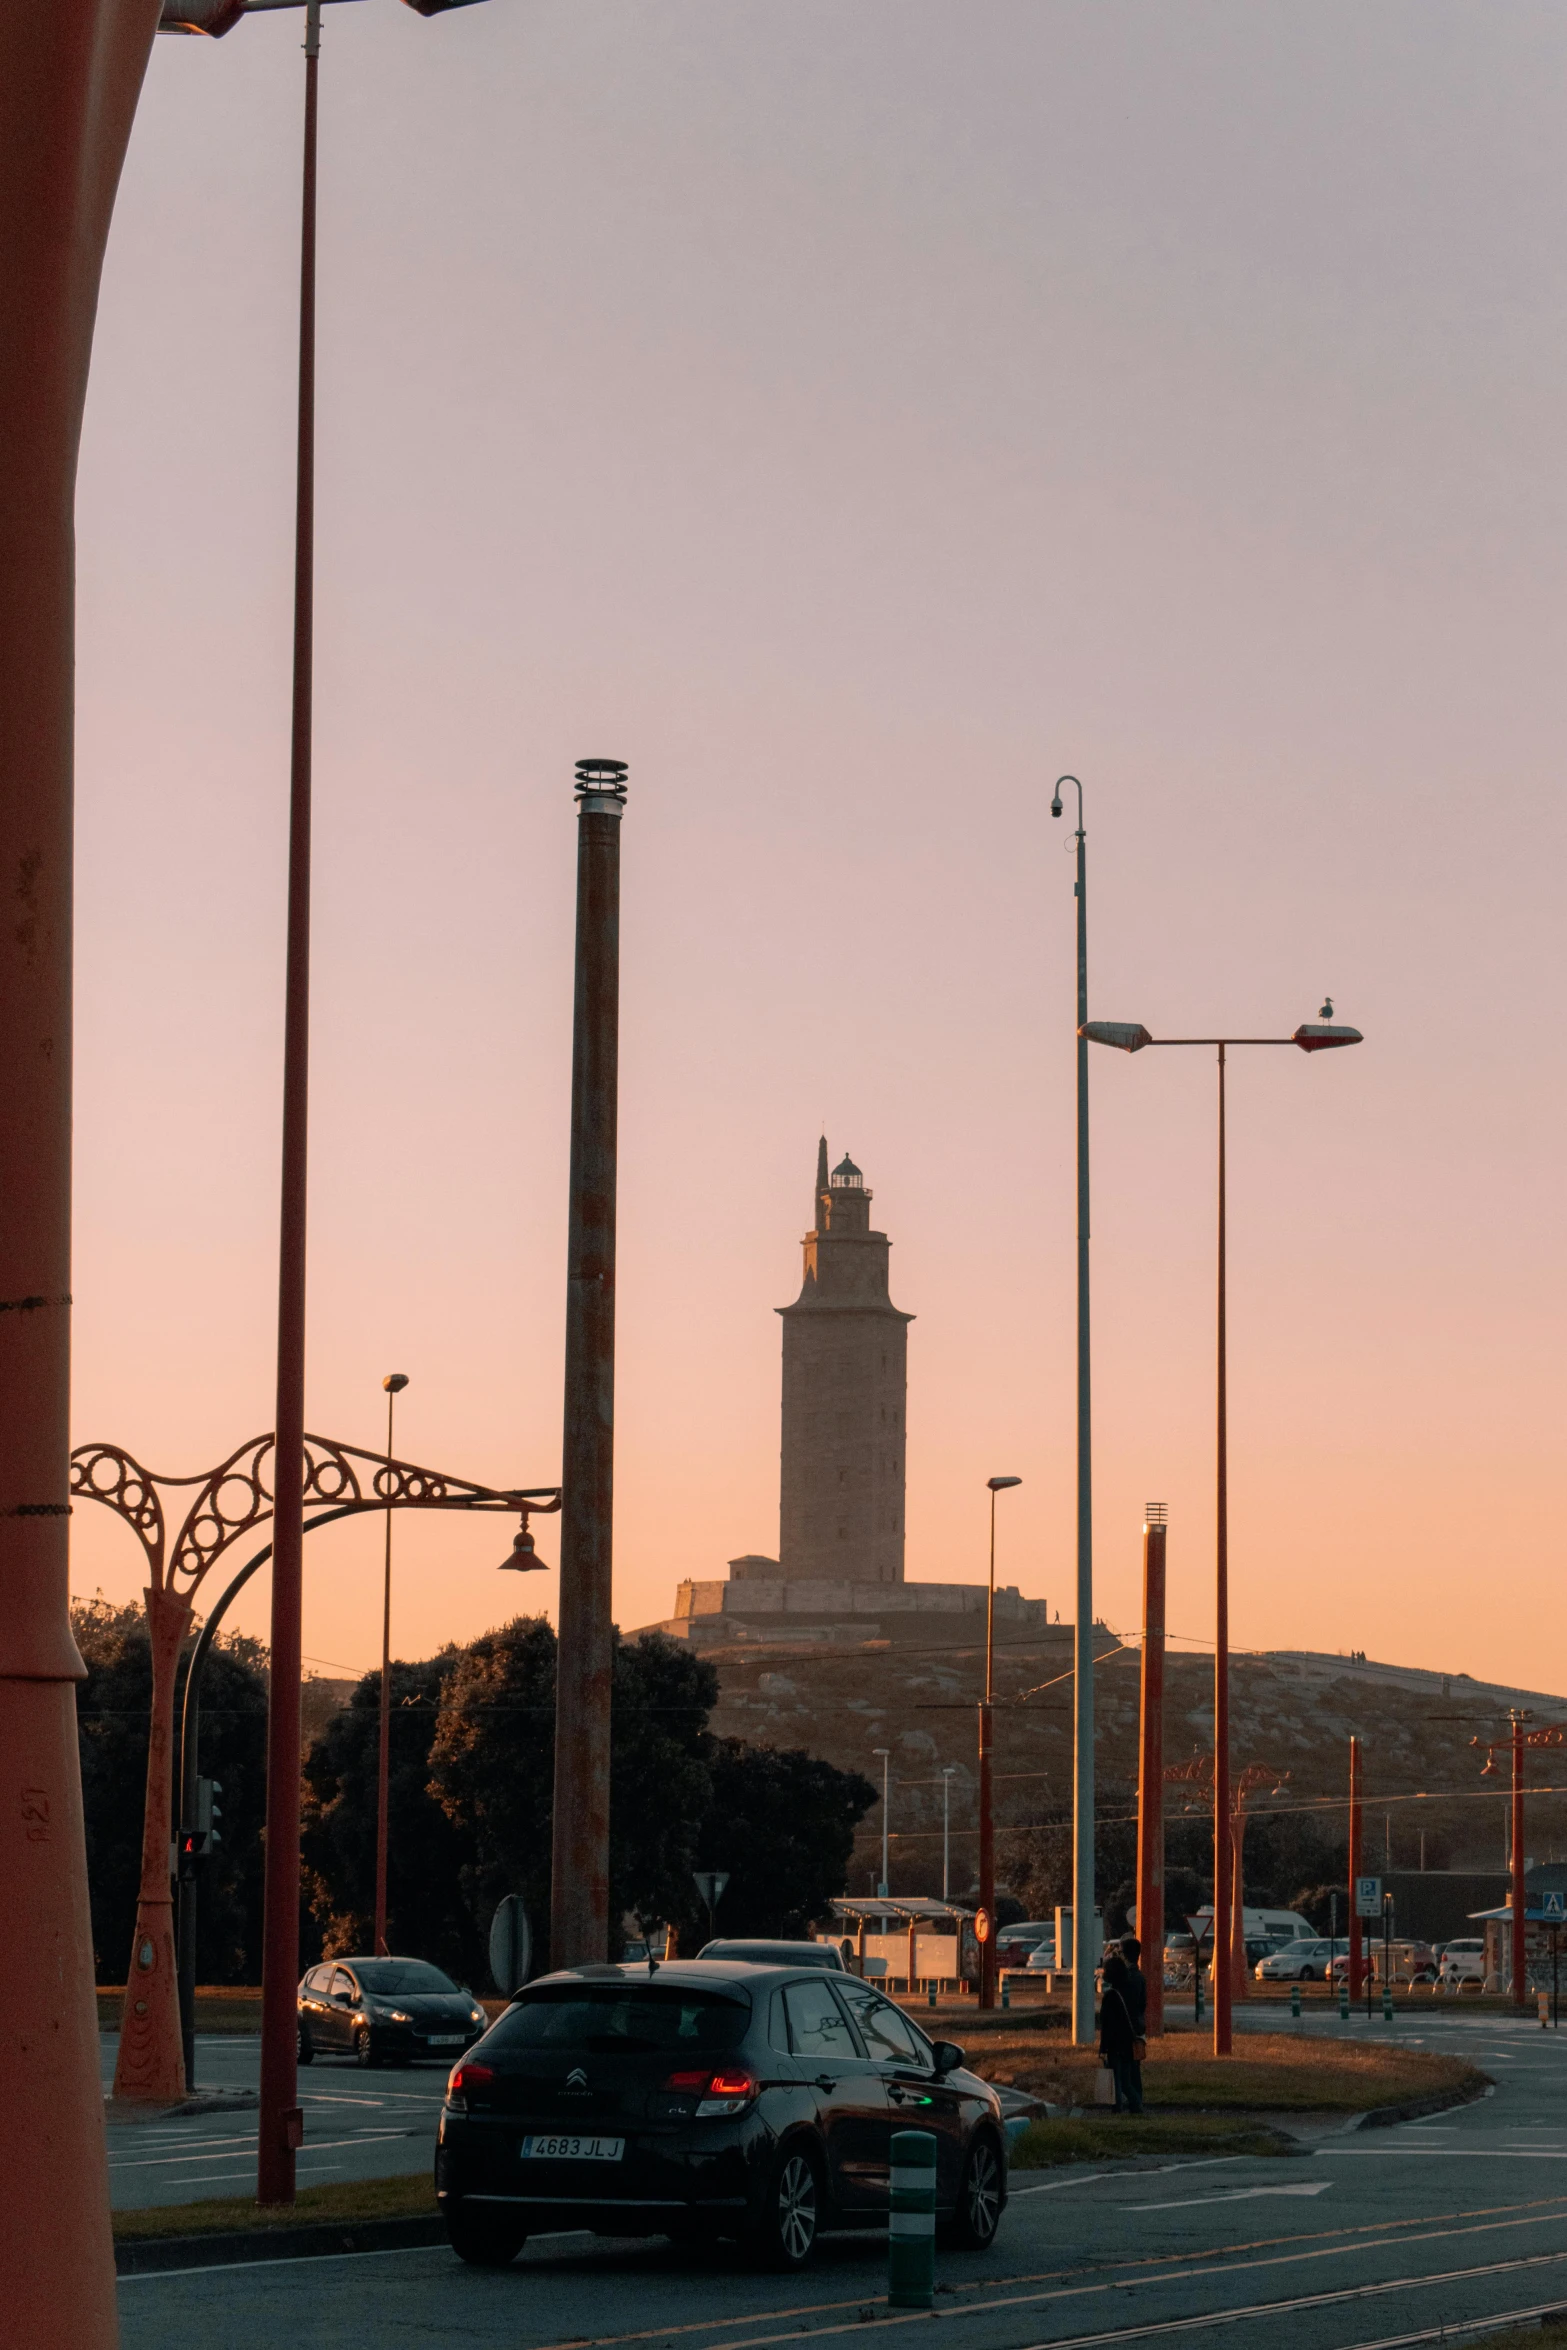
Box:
1083 1009 1362 2054
874 1749 891 1897
373 1372 409 1957
1477 1713 1566 2005
941 1766 957 1903
1050 777 1096 2044
978 1476 1023 2009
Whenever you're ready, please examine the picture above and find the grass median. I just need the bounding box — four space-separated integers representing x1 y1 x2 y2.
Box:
968 2030 1483 2116
113 2172 437 2242
1011 2113 1299 2167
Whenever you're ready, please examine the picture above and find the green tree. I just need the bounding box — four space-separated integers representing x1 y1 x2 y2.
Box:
682 1740 877 1943
73 1594 269 1984
300 1649 479 1979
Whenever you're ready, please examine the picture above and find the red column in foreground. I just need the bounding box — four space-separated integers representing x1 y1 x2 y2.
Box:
1347 1736 1364 2003
1135 1505 1166 2036
0 3 161 2339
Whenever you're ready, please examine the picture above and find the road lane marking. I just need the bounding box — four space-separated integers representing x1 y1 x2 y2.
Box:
1122 2184 1334 2212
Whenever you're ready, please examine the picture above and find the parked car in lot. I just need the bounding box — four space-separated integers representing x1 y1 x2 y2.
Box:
1255 1937 1341 1981
996 1921 1055 1970
1326 1940 1438 1986
435 1960 1008 2271
1022 1939 1059 1973
698 1939 846 1971
298 1957 488 2068
1437 1937 1486 1987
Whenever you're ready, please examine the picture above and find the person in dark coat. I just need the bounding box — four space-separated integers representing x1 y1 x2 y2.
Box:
1098 1935 1146 2113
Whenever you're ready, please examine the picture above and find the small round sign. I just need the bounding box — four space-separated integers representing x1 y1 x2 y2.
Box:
974 1908 992 1944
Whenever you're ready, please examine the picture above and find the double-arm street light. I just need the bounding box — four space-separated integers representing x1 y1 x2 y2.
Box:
978 1474 1023 2010
1082 1010 1363 2053
1049 778 1097 2045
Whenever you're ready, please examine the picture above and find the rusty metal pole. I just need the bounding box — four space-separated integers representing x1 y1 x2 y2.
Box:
1136 1505 1167 2036
257 0 321 2207
0 2 160 2337
374 1372 408 1957
1511 1712 1527 2008
1230 1789 1250 2006
1347 1735 1364 2003
1213 1043 1232 2056
977 1700 995 2009
550 758 627 1969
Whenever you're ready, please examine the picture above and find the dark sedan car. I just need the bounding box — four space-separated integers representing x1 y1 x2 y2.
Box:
435 1961 1007 2271
298 1957 488 2068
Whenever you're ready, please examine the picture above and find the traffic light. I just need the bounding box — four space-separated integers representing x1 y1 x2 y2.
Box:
196 1777 223 1848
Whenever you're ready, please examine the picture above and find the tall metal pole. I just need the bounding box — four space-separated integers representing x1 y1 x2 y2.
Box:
1213 1043 1231 2055
0 4 157 2334
1055 776 1095 2047
978 1485 997 2009
258 0 320 2206
374 1371 408 1958
1136 1504 1167 2037
941 1768 954 1903
1347 1735 1364 2004
878 1749 892 1895
550 759 626 1969
1511 1711 1527 2008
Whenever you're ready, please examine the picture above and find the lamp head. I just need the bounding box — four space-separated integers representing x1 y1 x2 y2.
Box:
1050 789 1063 818
1081 1020 1153 1053
986 1475 1023 1491
500 1515 547 1574
1292 1022 1363 1052
383 1372 410 1395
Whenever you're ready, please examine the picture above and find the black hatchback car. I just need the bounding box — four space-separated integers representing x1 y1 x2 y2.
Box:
298 1957 488 2067
435 1961 1007 2270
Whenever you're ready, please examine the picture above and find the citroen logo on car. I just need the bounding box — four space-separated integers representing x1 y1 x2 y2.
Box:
566 2066 589 2091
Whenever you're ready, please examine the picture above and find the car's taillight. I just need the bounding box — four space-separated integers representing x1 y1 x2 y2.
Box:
706 2070 755 2099
663 2069 711 2092
448 2060 496 2108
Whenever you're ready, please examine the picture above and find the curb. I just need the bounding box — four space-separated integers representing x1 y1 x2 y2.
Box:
1348 2076 1492 2132
115 2214 446 2275
105 2089 259 2124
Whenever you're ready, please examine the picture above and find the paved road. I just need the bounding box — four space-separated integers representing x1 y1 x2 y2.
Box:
101 2034 448 2208
117 2010 1567 2348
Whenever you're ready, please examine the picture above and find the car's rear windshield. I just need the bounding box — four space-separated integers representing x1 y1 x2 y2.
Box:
701 1943 833 1967
354 1961 459 1995
489 1985 749 2055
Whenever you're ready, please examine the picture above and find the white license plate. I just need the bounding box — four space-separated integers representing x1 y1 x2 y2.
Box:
427 2034 465 2046
521 2135 624 2162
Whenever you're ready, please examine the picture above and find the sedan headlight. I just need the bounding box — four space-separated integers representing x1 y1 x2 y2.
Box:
378 2007 412 2024
469 2006 485 2025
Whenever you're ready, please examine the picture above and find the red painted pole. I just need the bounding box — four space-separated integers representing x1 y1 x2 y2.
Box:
1136 1505 1166 2036
258 0 320 2206
550 760 626 1969
374 1375 407 1958
978 1699 995 2009
1213 1044 1232 2056
1511 1713 1527 2008
0 1 160 2335
1230 1792 1249 2006
1347 1736 1364 2003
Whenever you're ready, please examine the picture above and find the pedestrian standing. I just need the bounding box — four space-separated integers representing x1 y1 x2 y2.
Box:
1099 1935 1147 2113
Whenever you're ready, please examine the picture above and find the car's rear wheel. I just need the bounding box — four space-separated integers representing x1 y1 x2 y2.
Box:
942 2135 1003 2251
1299 1967 1316 1982
297 2022 314 2064
355 2025 380 2069
444 2199 528 2268
745 2146 820 2272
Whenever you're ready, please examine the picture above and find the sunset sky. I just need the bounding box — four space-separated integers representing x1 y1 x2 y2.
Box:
69 2 1565 1708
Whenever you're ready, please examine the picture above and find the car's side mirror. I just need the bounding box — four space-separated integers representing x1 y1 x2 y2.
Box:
931 2040 964 2075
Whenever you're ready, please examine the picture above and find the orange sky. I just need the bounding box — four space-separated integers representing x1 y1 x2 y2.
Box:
68 2 1565 1701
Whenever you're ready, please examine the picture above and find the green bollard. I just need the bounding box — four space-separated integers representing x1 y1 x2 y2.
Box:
1382 1981 1394 2024
1339 1978 1350 2021
888 2130 936 2310
927 1981 937 2009
1291 1981 1301 2020
1002 1976 1011 2010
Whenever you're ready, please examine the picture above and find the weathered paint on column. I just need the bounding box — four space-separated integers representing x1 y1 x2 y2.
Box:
112 1582 193 2101
550 760 626 1968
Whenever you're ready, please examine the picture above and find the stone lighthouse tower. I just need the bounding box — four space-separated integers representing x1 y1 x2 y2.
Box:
776 1139 913 1584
